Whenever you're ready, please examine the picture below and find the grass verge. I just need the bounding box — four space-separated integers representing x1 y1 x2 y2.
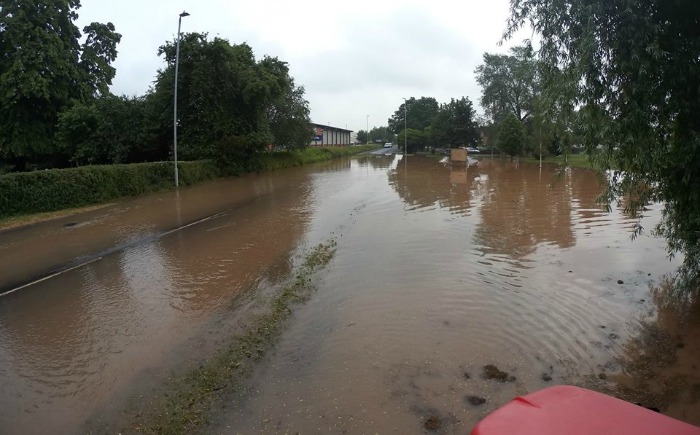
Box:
125 240 337 434
519 154 595 169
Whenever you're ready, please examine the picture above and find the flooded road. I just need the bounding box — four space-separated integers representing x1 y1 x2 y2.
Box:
1 155 698 434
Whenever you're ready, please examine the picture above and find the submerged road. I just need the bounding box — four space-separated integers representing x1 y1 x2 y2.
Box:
1 155 698 434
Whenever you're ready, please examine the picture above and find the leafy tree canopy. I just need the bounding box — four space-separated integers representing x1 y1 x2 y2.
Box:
151 33 311 160
369 126 392 143
388 97 439 134
475 44 539 124
431 97 479 148
356 130 369 144
498 112 526 157
506 0 700 293
0 0 121 165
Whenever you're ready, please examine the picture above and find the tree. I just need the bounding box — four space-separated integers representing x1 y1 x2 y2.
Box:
397 128 429 153
388 97 439 134
151 34 291 162
0 0 121 167
369 126 392 143
506 0 700 293
431 97 479 148
57 96 147 165
475 44 538 124
498 113 526 157
260 57 312 149
356 130 369 144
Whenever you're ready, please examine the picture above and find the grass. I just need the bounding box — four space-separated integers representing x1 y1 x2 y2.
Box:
519 153 595 169
125 240 337 434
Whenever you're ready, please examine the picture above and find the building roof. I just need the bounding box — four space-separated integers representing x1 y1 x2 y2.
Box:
311 122 353 133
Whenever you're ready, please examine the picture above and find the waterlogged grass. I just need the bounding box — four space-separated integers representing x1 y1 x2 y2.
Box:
519 154 595 169
129 240 337 434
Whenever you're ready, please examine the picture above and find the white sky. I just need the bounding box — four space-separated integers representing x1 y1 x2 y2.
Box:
76 0 532 132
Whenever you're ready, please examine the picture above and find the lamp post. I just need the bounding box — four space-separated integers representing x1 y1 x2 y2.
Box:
173 10 190 187
366 115 369 144
403 98 408 158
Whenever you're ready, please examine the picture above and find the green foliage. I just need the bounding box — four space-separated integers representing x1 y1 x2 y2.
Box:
356 130 369 144
498 113 526 157
475 44 539 124
0 146 374 218
151 33 311 161
397 128 430 153
260 57 313 149
214 133 271 175
0 0 121 166
258 146 375 170
57 96 147 165
388 97 439 134
0 161 218 218
369 126 393 143
431 97 479 148
507 0 700 292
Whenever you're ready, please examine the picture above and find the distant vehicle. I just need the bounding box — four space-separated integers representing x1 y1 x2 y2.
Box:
384 142 393 148
466 147 480 153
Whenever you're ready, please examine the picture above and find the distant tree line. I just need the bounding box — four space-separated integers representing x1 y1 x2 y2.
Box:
0 0 312 173
386 96 480 153
474 42 583 159
356 126 394 144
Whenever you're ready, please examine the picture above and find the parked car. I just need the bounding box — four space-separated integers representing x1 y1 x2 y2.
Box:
465 147 480 153
384 142 393 148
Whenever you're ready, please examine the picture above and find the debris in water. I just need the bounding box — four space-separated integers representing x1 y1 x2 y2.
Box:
483 364 515 382
617 279 624 284
542 373 553 382
466 395 486 406
424 415 442 431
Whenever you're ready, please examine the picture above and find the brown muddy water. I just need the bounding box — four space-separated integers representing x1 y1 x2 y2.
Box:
1 156 699 434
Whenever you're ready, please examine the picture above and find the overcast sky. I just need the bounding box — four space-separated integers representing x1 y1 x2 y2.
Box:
76 0 532 133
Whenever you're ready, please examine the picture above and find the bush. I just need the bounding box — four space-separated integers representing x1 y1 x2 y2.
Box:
0 146 377 219
0 161 220 218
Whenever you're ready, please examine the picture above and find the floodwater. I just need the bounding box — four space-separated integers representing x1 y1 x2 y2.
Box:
1 155 698 434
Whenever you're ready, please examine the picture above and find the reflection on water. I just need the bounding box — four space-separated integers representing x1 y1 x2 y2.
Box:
0 165 318 434
581 281 700 425
1 156 698 434
214 157 698 434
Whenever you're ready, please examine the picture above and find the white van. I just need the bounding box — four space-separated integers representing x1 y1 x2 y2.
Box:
384 142 393 148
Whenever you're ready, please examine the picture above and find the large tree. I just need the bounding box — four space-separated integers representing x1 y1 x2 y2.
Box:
57 95 147 165
475 44 539 124
498 113 526 157
388 97 439 134
431 97 479 148
260 57 312 150
151 33 311 163
506 0 700 293
0 0 121 167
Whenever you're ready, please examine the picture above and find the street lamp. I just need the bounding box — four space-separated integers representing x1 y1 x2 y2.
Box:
403 98 408 158
173 10 190 187
366 115 369 144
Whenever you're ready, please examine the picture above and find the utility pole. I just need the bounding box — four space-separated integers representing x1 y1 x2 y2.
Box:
173 10 190 187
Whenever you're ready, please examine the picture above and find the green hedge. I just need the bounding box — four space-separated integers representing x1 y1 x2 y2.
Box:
258 145 376 170
0 161 220 218
0 146 378 219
